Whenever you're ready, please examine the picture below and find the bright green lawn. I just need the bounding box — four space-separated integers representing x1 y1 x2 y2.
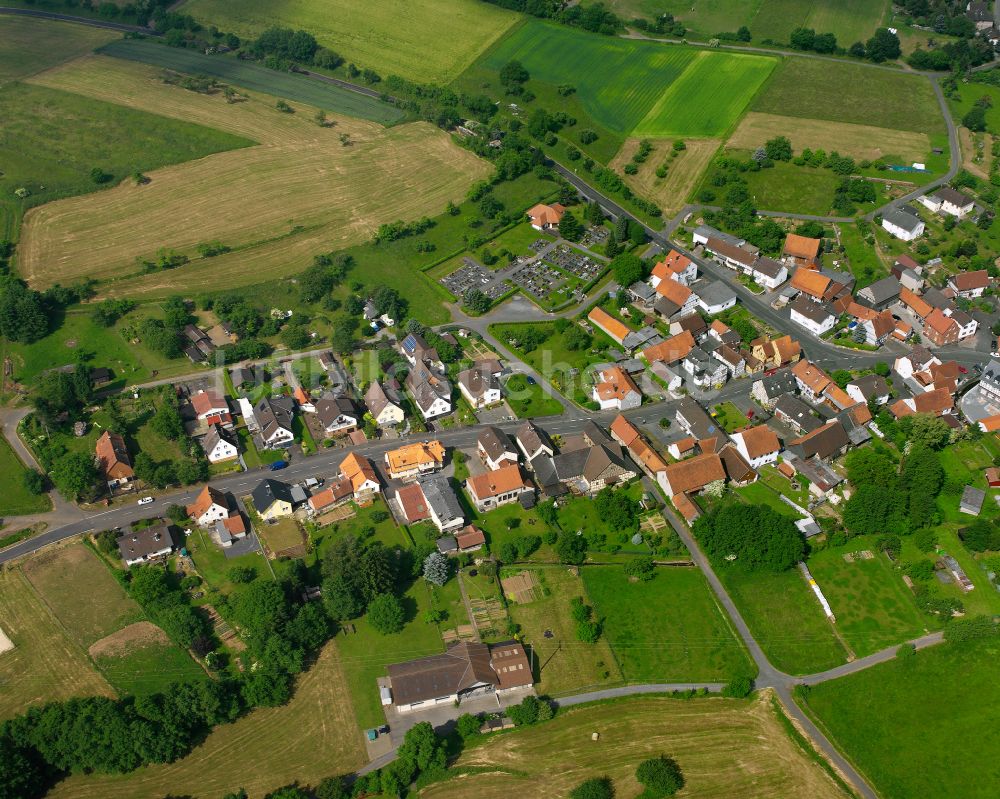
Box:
802 637 1000 799
807 538 935 657
758 465 812 508
336 579 444 729
95 638 204 697
183 0 518 84
711 401 749 434
752 57 945 135
732 482 800 517
0 435 50 517
503 374 564 419
467 20 775 138
837 221 888 288
948 81 1000 135
0 81 252 240
582 565 754 681
185 526 263 602
720 567 848 675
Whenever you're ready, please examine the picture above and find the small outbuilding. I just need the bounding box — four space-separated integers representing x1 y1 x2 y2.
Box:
960 485 986 516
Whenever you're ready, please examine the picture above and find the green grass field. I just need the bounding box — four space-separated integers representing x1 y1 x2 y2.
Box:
733 481 801 518
0 80 251 241
99 39 404 124
808 538 935 657
183 0 518 83
503 374 564 418
949 81 1000 133
608 0 889 47
582 565 753 681
0 16 117 86
720 567 849 675
469 20 775 139
93 627 204 697
336 579 444 729
802 638 1000 798
0 435 50 517
752 57 945 135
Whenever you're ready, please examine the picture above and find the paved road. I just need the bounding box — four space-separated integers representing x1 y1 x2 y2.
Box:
798 631 945 686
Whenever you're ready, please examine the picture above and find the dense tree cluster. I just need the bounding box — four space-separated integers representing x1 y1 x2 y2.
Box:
694 503 804 572
636 754 685 797
127 565 211 649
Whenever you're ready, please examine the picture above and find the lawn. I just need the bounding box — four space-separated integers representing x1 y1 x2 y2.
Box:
758 464 813 508
0 434 50 517
468 501 556 560
422 693 848 799
948 80 1000 135
99 38 403 123
802 637 1000 799
0 16 117 86
256 517 305 557
582 565 754 681
720 566 849 675
503 373 564 419
741 159 859 216
467 20 776 138
733 481 801 517
20 543 145 649
752 57 946 135
0 566 113 721
807 538 935 657
505 566 623 696
837 221 888 287
184 525 263 600
712 401 750 433
91 622 204 697
23 55 491 299
183 0 518 83
47 642 366 799
0 79 250 242
336 579 445 729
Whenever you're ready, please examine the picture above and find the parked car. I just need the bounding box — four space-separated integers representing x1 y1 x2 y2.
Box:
269 460 288 471
137 496 154 505
959 365 968 374
746 410 755 419
763 368 777 377
526 375 536 385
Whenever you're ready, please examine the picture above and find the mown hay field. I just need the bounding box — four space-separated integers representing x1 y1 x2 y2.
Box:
20 543 144 648
608 138 719 214
21 56 492 298
419 693 848 799
752 57 945 135
728 111 932 162
48 642 367 799
474 20 776 138
182 0 519 83
0 565 113 721
0 16 117 85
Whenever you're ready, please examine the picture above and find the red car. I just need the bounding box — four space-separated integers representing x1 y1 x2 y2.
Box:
763 368 778 377
959 365 968 374
746 410 755 419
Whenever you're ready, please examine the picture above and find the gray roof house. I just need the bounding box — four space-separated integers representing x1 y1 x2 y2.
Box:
417 476 466 532
856 275 901 310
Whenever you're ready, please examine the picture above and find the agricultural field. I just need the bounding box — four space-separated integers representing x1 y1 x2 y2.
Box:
728 112 932 163
0 16 116 85
0 435 50 517
420 693 848 799
0 566 113 721
0 78 250 241
462 21 775 151
20 544 145 648
802 638 1000 799
505 566 623 696
183 0 518 83
606 0 890 47
752 57 945 135
608 138 719 215
98 38 403 124
21 56 492 298
720 567 849 675
807 538 936 658
47 642 367 799
582 566 753 681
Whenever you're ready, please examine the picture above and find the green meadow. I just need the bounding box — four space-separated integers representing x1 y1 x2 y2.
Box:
468 20 776 139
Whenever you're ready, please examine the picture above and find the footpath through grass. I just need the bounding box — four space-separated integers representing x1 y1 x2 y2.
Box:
802 637 1000 799
582 565 754 682
99 39 404 124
